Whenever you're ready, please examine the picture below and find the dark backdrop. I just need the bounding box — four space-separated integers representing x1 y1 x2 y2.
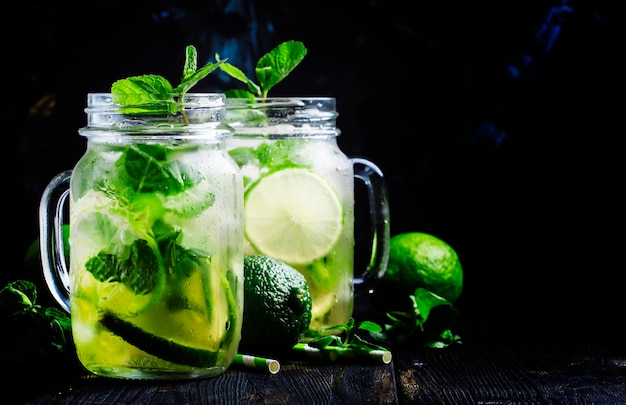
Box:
4 0 621 341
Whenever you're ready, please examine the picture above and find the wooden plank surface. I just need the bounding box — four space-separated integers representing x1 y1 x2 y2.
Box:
15 359 397 404
12 340 626 404
394 341 626 404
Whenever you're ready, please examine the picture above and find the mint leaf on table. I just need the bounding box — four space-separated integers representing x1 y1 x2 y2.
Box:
218 40 307 98
301 289 462 351
370 288 462 348
306 318 389 353
0 280 80 373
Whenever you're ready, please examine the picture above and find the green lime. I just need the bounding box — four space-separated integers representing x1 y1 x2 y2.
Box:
239 255 312 356
243 168 343 265
375 232 463 309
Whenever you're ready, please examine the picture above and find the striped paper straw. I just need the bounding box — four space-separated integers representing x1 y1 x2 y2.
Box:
292 344 392 364
331 347 392 364
291 343 339 361
233 353 281 374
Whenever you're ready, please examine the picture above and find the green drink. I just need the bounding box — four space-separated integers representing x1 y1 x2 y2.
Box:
225 98 389 336
40 93 244 379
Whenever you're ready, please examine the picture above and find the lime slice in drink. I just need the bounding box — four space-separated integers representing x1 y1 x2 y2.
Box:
244 168 343 265
71 190 167 316
160 180 216 218
79 272 165 317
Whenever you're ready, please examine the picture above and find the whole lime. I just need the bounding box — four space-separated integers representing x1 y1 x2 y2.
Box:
239 255 312 356
373 232 463 310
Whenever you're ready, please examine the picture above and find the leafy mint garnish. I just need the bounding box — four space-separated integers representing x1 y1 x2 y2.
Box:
217 40 307 98
111 45 225 114
307 318 389 354
371 288 462 348
303 287 462 351
0 280 79 373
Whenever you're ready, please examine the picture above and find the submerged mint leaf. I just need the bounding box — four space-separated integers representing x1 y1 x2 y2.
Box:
85 239 161 295
123 144 190 195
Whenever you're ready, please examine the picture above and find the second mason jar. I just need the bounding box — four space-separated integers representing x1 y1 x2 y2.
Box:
225 97 390 337
40 93 244 379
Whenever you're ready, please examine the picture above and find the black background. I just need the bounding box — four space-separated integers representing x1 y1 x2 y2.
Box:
4 0 622 342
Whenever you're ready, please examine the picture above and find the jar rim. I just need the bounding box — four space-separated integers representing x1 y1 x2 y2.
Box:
80 93 229 137
85 93 227 110
225 97 335 108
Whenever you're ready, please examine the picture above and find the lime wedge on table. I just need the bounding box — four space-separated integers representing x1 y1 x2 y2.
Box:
244 168 343 265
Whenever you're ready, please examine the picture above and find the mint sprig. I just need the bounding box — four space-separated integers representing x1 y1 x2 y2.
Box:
111 45 225 114
306 318 389 353
0 280 79 373
371 288 463 348
217 40 307 98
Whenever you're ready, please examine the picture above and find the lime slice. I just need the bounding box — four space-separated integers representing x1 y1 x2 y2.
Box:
71 190 166 316
78 272 166 317
160 180 215 217
244 168 343 265
100 312 220 368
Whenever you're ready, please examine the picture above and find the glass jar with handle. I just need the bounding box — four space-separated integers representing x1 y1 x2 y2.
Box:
39 93 244 379
225 97 390 337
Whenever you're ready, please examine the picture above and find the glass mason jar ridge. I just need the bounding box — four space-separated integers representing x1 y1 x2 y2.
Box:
225 97 390 336
40 93 244 379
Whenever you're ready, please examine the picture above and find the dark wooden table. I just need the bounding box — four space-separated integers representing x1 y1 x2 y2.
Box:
11 338 626 404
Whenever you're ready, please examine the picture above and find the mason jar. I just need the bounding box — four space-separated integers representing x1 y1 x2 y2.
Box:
225 97 390 337
40 93 244 379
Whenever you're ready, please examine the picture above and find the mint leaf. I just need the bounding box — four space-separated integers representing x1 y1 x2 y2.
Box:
181 44 199 82
307 317 389 353
369 288 462 348
111 75 177 114
217 55 261 96
111 45 224 113
0 280 37 315
0 280 78 373
122 144 193 195
86 239 161 295
174 45 224 95
219 40 307 98
256 40 307 97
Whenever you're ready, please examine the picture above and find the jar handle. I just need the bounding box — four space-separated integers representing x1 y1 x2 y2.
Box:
351 158 390 297
39 170 72 313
